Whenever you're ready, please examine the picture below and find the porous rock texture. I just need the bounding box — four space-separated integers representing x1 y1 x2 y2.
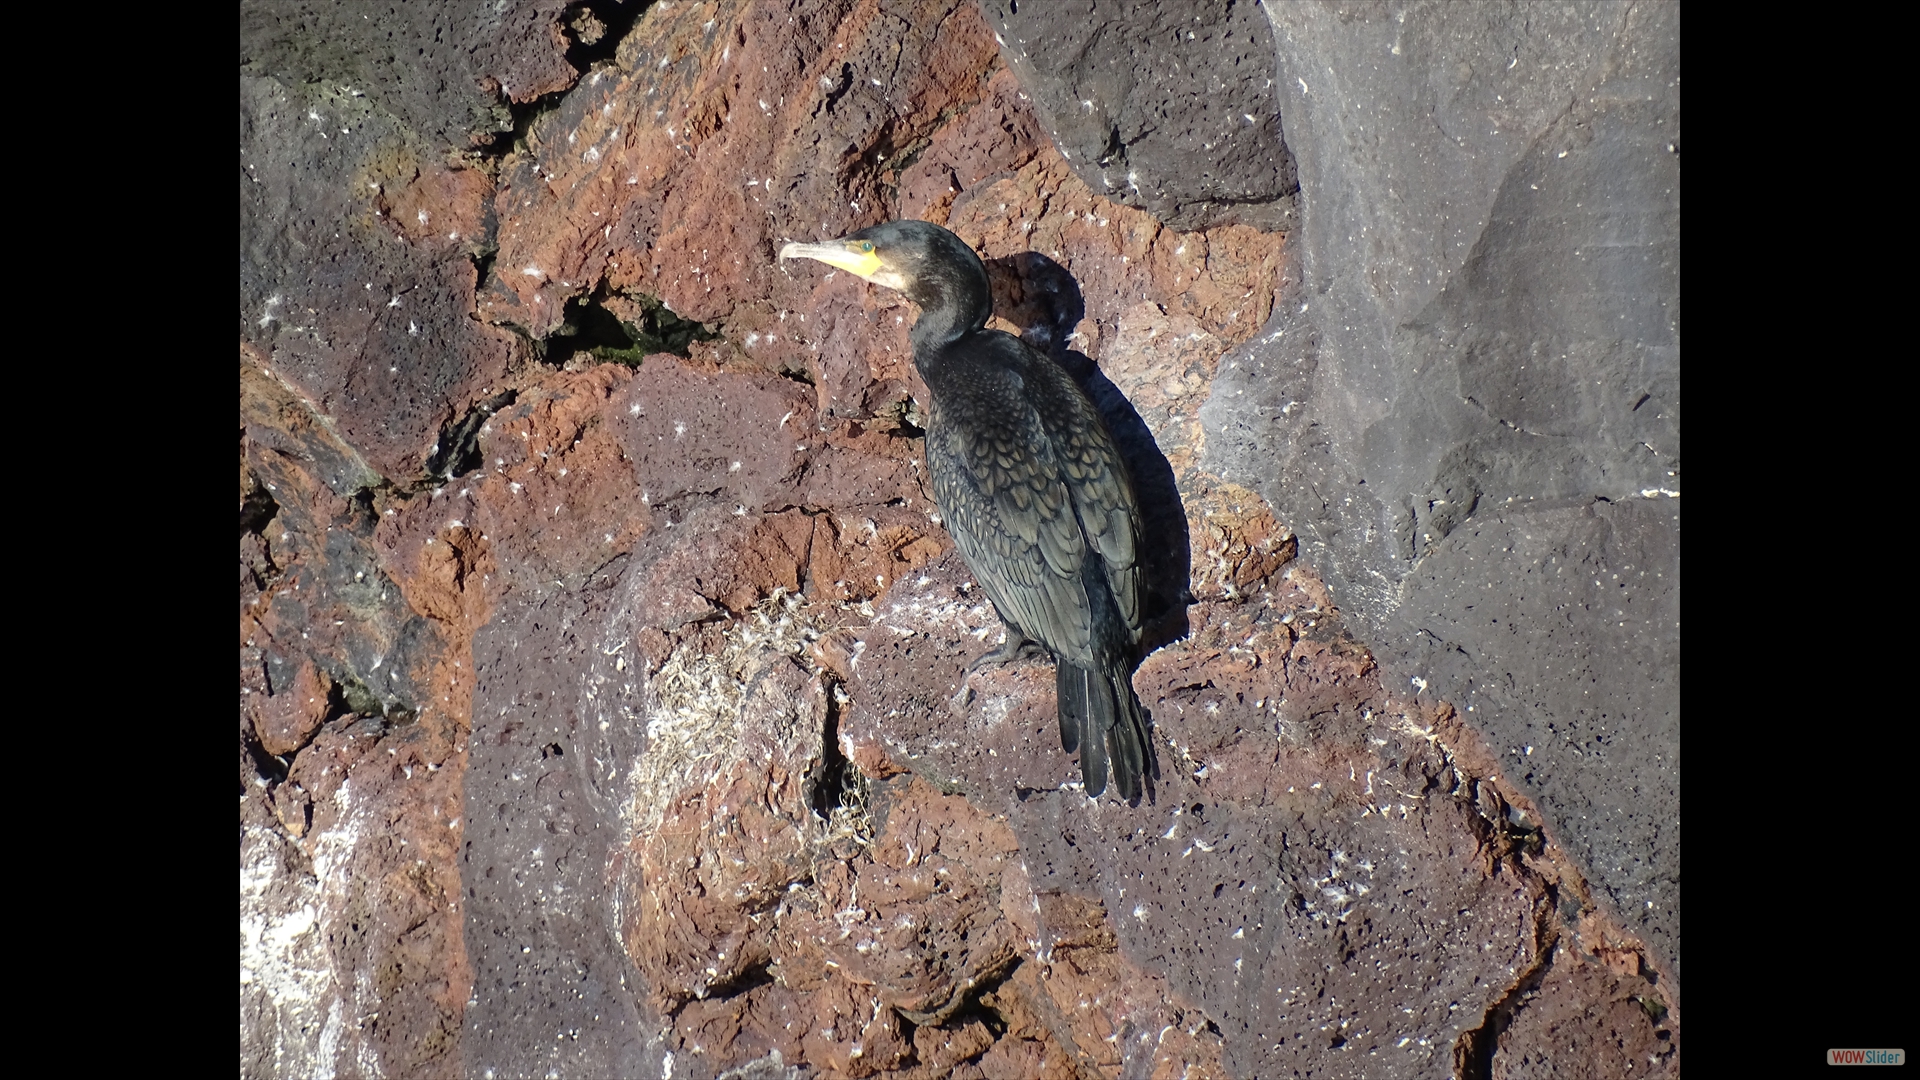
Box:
240 2 1679 1077
1208 0 1683 989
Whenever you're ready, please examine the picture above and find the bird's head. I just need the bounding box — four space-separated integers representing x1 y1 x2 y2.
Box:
779 220 987 316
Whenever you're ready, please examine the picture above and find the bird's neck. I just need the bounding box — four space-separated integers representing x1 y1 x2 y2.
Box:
908 277 990 356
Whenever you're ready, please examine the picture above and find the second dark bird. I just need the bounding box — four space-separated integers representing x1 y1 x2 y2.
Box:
780 220 1159 802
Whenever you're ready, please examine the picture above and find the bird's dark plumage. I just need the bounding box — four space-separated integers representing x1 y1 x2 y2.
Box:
781 220 1158 802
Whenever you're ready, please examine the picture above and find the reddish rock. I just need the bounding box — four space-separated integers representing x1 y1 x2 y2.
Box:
1487 951 1678 1079
252 656 333 758
479 0 1007 343
374 160 495 255
242 355 474 1078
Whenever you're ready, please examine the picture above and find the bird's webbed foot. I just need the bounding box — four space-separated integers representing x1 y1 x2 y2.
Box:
966 626 1049 672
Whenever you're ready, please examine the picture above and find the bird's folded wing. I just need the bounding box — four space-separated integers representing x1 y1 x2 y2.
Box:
1022 359 1143 641
929 370 1097 668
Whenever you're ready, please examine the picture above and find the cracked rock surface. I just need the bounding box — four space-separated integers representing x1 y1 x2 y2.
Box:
1202 1 1682 987
240 2 1678 1077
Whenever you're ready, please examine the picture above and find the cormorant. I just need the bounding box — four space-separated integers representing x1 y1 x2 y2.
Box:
780 221 1158 802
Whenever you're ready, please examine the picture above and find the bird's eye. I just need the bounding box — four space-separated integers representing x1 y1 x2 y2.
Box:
860 241 874 253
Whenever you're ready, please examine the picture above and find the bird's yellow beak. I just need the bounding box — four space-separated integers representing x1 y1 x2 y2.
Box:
778 239 908 290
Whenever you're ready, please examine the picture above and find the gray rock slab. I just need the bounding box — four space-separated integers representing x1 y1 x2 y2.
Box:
1397 496 1679 970
239 2 565 483
463 567 669 1080
239 0 573 148
1199 1 1680 980
979 0 1298 231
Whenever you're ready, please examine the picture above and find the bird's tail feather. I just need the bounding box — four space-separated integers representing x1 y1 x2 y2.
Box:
1055 662 1085 755
1066 662 1110 798
1058 661 1156 803
1107 668 1150 803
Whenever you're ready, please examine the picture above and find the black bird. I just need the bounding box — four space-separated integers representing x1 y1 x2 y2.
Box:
781 221 1158 802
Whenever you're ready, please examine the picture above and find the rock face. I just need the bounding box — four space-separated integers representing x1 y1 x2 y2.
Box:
1201 1 1683 986
240 2 1678 1078
979 0 1298 232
